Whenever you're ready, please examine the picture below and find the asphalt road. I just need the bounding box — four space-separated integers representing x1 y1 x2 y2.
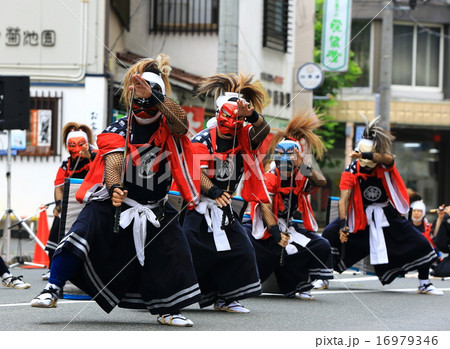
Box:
3 236 450 347
2 266 450 348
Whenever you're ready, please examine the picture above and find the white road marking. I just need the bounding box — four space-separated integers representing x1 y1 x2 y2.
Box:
0 300 94 307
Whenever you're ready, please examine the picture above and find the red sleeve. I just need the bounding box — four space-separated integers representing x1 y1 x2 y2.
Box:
54 167 66 187
191 142 211 168
265 172 278 194
339 171 355 191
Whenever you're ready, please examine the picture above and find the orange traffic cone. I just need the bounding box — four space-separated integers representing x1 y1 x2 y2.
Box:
23 207 50 268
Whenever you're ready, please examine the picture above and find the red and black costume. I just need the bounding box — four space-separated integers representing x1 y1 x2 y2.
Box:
39 89 201 315
243 146 333 297
322 160 437 284
54 149 97 187
183 122 269 308
45 142 97 259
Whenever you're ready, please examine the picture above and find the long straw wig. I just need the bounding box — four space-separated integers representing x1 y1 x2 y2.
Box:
120 54 172 110
360 114 395 155
266 110 326 163
62 122 95 147
194 73 267 113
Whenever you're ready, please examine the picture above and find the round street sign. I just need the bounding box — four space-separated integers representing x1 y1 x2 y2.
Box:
297 63 324 90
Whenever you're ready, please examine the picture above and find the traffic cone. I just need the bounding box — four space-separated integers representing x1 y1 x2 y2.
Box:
23 207 50 268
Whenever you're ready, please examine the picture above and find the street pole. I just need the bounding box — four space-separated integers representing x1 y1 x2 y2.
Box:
378 0 393 131
5 131 12 262
217 0 239 74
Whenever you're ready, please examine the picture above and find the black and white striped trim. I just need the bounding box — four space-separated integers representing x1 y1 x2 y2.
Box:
309 267 334 278
379 250 437 284
84 256 120 308
217 280 261 300
45 241 58 252
199 291 216 306
55 231 90 259
121 283 201 311
285 279 312 297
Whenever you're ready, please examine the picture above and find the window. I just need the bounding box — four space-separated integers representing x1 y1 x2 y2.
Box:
350 20 371 87
263 0 292 53
393 23 441 87
150 0 219 34
18 93 62 156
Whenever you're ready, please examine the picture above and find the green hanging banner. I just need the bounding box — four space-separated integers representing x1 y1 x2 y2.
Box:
321 0 352 72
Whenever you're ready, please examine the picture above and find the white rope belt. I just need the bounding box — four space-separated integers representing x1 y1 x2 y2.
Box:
120 196 167 266
195 197 231 251
278 218 311 255
365 202 390 265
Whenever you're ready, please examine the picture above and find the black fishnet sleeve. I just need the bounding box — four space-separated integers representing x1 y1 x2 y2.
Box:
200 169 215 195
104 152 124 190
303 166 327 192
158 97 189 136
261 200 278 228
249 116 270 148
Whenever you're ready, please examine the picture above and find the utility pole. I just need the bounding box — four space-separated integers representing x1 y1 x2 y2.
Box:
217 0 239 74
378 0 393 130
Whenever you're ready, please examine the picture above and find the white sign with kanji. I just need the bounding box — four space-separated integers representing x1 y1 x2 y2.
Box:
321 0 352 72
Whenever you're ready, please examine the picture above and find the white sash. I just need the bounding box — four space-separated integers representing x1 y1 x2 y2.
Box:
278 218 311 255
120 197 166 266
365 202 390 265
195 197 231 251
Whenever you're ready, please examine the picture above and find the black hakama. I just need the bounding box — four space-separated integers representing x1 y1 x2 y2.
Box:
243 221 333 297
322 204 437 285
54 200 201 314
183 209 262 307
45 216 60 258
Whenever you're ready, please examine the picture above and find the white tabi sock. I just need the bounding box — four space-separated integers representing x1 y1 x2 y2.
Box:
2 272 12 280
44 283 61 291
419 279 430 287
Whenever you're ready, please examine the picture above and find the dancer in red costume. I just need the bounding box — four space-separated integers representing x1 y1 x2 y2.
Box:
31 54 201 327
184 73 270 313
243 112 333 300
321 116 442 295
43 122 97 280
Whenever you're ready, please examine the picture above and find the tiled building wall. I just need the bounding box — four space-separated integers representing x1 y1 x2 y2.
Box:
329 100 450 127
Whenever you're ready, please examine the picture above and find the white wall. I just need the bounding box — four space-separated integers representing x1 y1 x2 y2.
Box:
0 1 109 217
124 0 315 121
291 0 315 113
124 0 219 77
238 0 315 119
0 0 106 80
1 76 108 217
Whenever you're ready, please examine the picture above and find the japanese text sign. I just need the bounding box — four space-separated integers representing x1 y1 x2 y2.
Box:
321 0 352 72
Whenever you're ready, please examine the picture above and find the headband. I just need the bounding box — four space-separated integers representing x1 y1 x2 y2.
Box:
215 92 245 113
358 138 374 148
281 137 308 157
410 200 426 223
66 130 88 146
411 200 426 213
141 72 166 95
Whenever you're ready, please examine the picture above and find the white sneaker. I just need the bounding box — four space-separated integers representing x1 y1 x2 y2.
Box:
214 300 250 313
297 290 316 300
157 313 193 327
312 279 329 290
417 283 443 296
2 275 31 289
41 270 50 281
30 285 60 308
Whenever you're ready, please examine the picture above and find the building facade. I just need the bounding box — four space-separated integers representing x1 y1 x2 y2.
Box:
1 0 317 219
325 0 450 213
0 0 113 221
